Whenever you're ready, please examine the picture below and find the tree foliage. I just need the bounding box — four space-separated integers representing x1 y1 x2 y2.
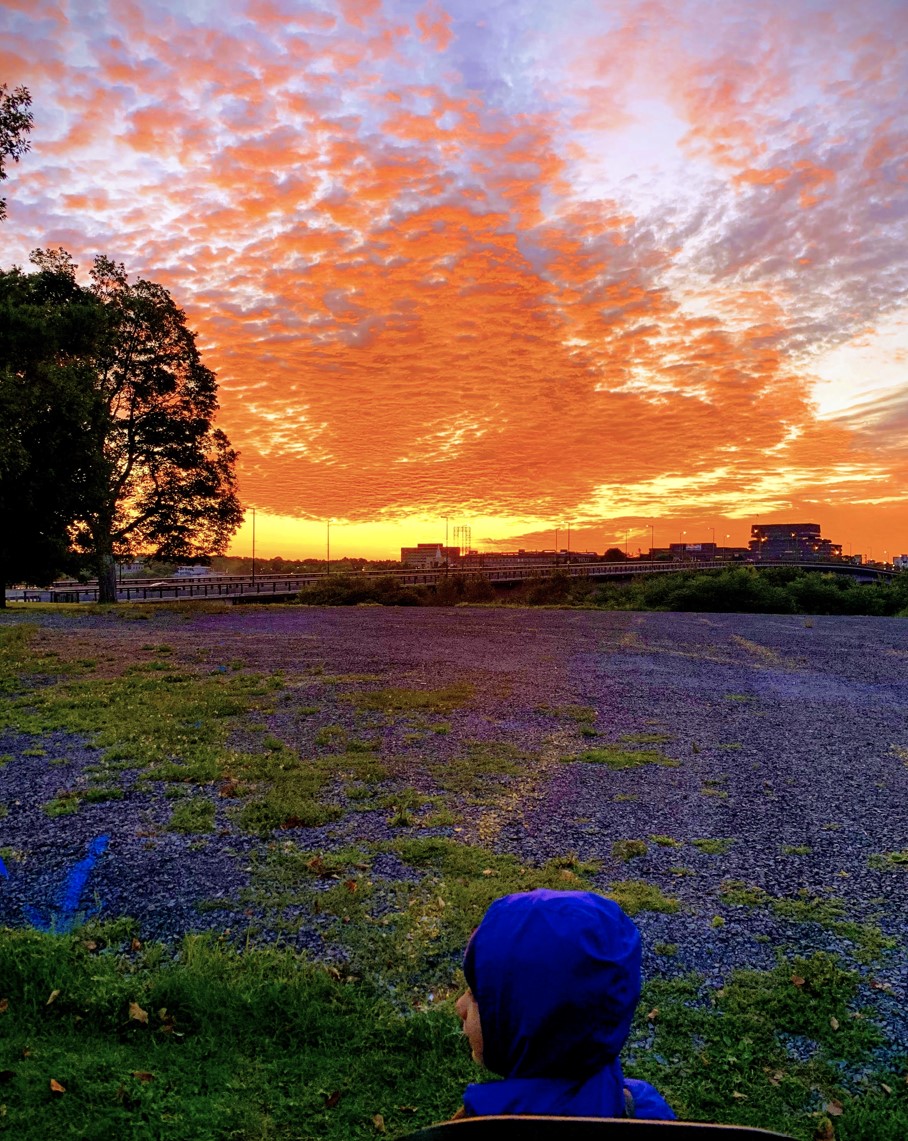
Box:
0 258 104 598
1 250 242 602
0 83 33 222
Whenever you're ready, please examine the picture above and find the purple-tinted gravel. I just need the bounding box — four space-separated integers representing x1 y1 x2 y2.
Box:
1 606 907 1047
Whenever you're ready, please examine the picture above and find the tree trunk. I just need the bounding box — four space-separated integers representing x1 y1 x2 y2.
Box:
96 546 118 604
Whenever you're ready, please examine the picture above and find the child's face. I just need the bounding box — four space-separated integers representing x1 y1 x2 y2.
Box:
455 988 484 1065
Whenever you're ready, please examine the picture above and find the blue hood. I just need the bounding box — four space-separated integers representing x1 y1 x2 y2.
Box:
463 889 642 1080
461 890 674 1121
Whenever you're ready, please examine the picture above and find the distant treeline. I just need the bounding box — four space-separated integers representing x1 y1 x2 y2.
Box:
297 566 908 617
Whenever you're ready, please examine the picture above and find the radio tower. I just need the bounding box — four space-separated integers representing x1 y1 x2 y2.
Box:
453 524 472 555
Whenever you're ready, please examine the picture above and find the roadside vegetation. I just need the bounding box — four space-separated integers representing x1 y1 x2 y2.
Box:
295 566 908 617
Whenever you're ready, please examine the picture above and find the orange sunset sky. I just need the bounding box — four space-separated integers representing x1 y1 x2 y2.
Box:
3 0 908 560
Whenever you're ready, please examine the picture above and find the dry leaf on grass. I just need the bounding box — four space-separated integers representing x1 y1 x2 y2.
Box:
829 1016 839 1030
826 1101 844 1116
45 989 60 1005
49 1079 65 1094
324 1091 341 1108
128 1002 149 1024
372 1113 386 1132
790 974 806 988
131 1071 155 1083
0 999 8 1014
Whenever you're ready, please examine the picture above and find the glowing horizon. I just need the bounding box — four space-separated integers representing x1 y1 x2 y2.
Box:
4 0 908 561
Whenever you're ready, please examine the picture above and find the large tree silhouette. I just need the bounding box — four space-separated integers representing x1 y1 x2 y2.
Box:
71 253 242 602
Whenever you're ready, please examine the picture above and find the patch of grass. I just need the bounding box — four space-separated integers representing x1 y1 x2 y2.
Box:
81 786 124 804
606 880 679 916
724 693 755 702
720 880 771 907
780 844 812 856
717 742 743 751
536 703 598 723
611 839 649 862
314 725 349 751
650 835 683 847
868 850 908 870
167 798 216 834
21 747 47 757
693 838 735 855
430 741 525 793
0 927 480 1141
701 786 729 798
570 746 679 769
653 942 678 956
614 792 639 802
0 752 14 766
43 791 80 817
348 683 475 715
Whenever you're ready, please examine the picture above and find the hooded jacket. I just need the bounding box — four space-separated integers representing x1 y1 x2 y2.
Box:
462 889 675 1120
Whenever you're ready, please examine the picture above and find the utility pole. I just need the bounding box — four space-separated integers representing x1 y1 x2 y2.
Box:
251 507 256 585
555 527 559 566
326 520 331 575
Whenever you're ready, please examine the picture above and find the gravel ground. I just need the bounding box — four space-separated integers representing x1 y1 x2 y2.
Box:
1 606 907 1046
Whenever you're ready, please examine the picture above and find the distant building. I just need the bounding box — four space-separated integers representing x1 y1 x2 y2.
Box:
400 543 461 568
893 555 908 571
173 565 223 578
749 523 842 562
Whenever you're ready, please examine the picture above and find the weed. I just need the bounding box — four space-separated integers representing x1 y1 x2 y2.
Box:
701 787 729 798
711 915 726 928
614 793 639 802
653 942 678 956
21 747 47 757
650 835 683 847
780 844 812 856
537 704 598 723
718 742 743 751
612 839 649 862
81 786 124 804
720 881 771 907
669 866 693 876
724 693 754 702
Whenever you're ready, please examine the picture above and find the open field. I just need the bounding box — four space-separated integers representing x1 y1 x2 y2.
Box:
1 604 907 1139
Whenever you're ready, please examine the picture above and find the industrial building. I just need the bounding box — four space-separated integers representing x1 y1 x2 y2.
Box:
749 523 842 562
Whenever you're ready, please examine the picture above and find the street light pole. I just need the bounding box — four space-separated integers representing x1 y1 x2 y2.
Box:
650 522 655 558
555 527 559 566
566 522 571 561
326 520 331 576
251 507 256 585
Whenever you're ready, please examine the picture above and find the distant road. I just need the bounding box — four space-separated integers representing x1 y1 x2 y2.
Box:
4 558 896 605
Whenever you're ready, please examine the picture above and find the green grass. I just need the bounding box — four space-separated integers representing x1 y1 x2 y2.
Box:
619 732 674 744
611 839 648 862
569 745 679 769
167 798 216 834
650 835 683 847
868 850 908 869
693 838 735 855
780 844 812 856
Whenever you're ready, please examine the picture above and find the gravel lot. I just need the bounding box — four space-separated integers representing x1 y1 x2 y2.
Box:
2 605 907 1043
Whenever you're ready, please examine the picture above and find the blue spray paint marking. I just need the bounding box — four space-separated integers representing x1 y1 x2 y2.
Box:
0 855 9 879
18 835 109 933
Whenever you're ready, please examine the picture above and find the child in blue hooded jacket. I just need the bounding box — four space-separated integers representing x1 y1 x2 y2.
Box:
454 889 675 1120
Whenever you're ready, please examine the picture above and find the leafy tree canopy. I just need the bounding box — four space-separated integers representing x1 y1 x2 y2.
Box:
0 83 33 222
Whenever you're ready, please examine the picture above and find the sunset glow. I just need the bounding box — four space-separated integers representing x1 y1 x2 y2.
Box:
5 0 908 558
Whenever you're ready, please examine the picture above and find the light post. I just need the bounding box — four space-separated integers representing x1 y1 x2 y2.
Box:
251 507 256 585
444 515 449 574
624 529 629 556
326 520 331 576
555 527 559 566
566 521 571 561
679 529 686 561
650 522 655 558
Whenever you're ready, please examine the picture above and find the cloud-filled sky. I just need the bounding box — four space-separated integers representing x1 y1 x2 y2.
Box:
4 0 908 558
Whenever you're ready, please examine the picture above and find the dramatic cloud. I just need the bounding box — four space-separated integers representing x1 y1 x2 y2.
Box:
3 0 907 555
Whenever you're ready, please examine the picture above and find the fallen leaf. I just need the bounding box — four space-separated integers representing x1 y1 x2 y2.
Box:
130 938 142 952
46 989 60 1006
373 1113 386 1133
0 1072 15 1085
22 1048 31 1058
768 1071 784 1086
481 868 495 876
50 1079 65 1094
814 1120 835 1141
82 941 98 952
732 1092 748 1101
881 1084 892 1095
829 1017 839 1031
791 974 806 988
324 1091 341 1108
128 1002 149 1025
343 880 358 893
0 999 8 1014
646 1008 659 1022
131 1072 154 1083
826 1101 844 1117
